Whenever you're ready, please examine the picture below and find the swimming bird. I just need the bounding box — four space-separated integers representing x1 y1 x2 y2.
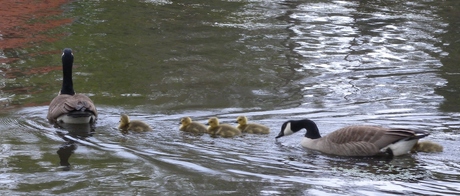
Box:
179 117 208 134
276 119 430 157
118 114 153 133
207 117 241 138
235 116 270 134
47 48 97 124
411 140 443 153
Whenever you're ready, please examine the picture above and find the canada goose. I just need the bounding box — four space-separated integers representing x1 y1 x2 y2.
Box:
47 48 97 124
235 116 270 134
276 119 430 157
118 114 153 133
179 117 207 134
207 117 241 138
411 140 443 153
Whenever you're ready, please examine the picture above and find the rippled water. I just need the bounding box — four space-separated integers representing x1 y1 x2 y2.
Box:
1 0 460 195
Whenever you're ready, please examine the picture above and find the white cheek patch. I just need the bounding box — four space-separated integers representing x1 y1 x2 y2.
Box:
283 122 294 136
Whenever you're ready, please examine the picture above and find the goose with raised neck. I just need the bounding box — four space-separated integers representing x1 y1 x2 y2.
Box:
47 48 97 124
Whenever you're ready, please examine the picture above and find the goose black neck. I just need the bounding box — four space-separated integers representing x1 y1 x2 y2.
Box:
295 119 322 139
61 48 75 95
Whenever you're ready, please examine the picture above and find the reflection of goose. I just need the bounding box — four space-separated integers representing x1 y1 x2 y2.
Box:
118 114 153 133
235 116 270 134
55 123 94 171
57 142 76 171
411 140 443 153
179 117 207 134
276 119 429 157
207 117 241 138
47 48 97 124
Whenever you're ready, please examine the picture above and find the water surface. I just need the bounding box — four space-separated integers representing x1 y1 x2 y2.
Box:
1 0 460 195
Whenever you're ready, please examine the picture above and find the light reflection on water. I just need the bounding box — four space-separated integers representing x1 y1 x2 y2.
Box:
1 0 460 195
1 104 459 195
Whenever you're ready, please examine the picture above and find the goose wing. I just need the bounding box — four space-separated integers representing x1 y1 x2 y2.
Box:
319 126 427 156
324 126 386 144
47 94 97 122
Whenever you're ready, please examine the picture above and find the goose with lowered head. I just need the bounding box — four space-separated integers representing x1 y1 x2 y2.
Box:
47 48 97 124
276 119 430 157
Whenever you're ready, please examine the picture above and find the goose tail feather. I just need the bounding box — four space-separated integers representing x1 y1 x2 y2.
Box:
67 110 93 118
386 128 430 140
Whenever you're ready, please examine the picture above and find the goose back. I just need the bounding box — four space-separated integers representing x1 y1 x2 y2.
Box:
47 94 97 123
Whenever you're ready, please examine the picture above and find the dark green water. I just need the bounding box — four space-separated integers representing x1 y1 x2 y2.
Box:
1 0 460 195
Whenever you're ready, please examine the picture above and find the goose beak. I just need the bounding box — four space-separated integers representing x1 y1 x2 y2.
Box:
275 132 284 139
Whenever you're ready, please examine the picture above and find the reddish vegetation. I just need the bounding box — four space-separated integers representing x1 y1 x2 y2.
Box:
0 0 73 109
3 65 62 79
0 0 72 62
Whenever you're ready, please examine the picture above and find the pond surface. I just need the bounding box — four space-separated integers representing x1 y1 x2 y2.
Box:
1 0 460 195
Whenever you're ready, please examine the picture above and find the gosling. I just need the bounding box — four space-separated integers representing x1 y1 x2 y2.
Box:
411 140 443 153
235 116 270 134
207 117 241 138
179 117 207 134
118 114 153 133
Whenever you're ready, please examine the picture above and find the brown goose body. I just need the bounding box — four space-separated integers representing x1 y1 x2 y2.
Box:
411 140 443 153
207 117 241 138
276 119 430 157
179 117 207 134
47 94 97 123
47 48 97 124
119 114 152 133
236 116 270 134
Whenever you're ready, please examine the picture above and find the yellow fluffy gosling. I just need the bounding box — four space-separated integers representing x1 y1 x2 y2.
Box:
179 117 207 134
118 114 153 133
411 140 443 153
207 117 241 138
235 116 270 134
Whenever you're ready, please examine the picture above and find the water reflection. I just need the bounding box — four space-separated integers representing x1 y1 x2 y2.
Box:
55 123 95 171
56 139 76 171
433 0 460 112
0 0 72 110
0 0 460 195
